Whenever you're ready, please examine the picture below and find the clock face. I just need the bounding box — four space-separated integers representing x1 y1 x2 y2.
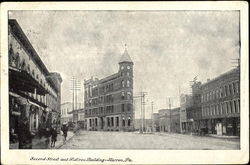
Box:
127 66 130 69
121 66 124 70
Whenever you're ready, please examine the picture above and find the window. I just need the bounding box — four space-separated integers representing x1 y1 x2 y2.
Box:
237 99 240 113
233 101 236 113
127 80 130 87
227 102 230 113
127 72 130 76
121 80 125 88
229 84 232 95
95 118 98 126
127 92 131 100
232 83 236 95
107 117 110 127
121 92 125 99
122 104 125 112
220 87 223 98
116 117 119 126
127 66 130 69
128 117 131 126
230 101 233 113
220 103 223 114
236 81 239 93
127 104 131 111
111 117 114 127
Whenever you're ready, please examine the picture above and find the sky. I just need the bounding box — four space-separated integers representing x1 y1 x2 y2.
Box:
9 11 240 118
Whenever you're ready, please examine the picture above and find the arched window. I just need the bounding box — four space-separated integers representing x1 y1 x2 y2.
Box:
121 80 125 88
121 92 125 100
127 80 130 87
128 116 131 126
127 92 131 100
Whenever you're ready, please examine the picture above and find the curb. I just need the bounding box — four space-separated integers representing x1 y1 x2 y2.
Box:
55 133 75 149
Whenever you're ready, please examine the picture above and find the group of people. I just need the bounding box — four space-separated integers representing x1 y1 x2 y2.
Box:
42 122 69 148
18 120 69 149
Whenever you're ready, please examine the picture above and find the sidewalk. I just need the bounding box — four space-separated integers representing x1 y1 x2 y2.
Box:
9 131 74 149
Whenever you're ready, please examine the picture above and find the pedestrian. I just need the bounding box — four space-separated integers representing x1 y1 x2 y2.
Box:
61 122 68 144
51 125 57 148
44 126 51 148
18 116 34 149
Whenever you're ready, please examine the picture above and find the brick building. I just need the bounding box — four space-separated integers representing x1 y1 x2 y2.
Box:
84 48 134 131
186 81 202 134
201 68 240 136
8 19 62 145
180 94 193 133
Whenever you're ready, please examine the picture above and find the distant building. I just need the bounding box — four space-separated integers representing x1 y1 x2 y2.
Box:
180 94 193 133
84 48 134 131
152 113 160 132
158 108 180 133
186 81 202 133
134 119 153 132
201 68 240 136
8 19 62 144
61 102 83 124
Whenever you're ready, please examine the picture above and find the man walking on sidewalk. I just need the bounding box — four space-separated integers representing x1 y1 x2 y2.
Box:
51 124 58 148
61 122 68 144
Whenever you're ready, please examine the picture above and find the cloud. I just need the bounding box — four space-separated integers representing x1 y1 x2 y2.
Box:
9 11 240 115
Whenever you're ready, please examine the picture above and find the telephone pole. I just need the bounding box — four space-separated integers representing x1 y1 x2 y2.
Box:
169 97 172 133
151 101 154 132
70 77 81 123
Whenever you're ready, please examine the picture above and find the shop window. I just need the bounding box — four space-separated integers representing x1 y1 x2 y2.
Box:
111 117 114 127
95 118 98 127
89 119 92 127
116 117 119 126
107 117 110 127
128 117 131 126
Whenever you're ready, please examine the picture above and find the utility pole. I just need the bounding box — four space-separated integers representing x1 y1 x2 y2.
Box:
70 77 81 123
169 97 172 133
151 101 154 132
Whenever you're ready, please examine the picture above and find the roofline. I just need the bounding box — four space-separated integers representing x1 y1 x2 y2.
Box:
9 19 50 75
201 68 240 87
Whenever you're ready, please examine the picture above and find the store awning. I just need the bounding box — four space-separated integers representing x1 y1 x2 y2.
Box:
9 67 48 95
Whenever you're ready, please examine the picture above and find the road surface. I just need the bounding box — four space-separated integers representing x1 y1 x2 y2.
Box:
60 130 240 150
